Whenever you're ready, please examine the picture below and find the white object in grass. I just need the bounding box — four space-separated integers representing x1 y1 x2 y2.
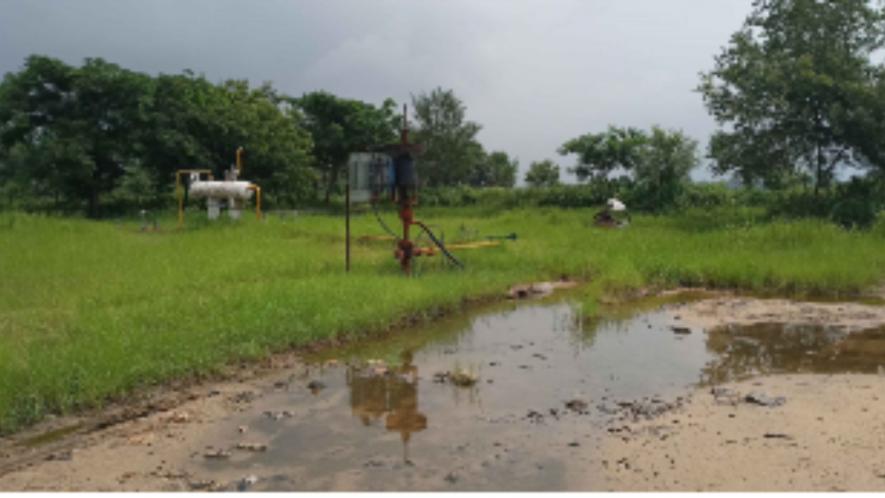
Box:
607 198 626 212
189 181 254 200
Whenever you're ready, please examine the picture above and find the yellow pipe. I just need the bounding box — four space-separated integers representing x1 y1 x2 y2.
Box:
358 237 500 249
236 147 244 175
175 169 214 227
247 184 262 220
445 241 501 251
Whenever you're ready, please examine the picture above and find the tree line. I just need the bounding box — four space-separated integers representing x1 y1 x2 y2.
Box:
0 58 520 217
1 0 884 218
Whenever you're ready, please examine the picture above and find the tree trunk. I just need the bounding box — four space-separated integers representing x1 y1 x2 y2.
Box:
88 189 100 218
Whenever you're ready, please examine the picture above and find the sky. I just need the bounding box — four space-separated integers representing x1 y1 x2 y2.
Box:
0 0 754 183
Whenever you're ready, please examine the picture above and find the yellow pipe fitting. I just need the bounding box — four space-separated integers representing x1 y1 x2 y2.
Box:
175 169 214 227
247 184 262 220
444 241 502 251
236 147 244 175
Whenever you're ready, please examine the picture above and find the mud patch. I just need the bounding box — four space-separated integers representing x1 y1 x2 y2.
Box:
674 296 885 332
601 374 885 491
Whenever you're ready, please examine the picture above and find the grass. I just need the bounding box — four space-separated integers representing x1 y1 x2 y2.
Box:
0 206 884 433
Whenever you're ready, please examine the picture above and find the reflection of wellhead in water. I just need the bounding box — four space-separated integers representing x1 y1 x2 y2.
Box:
346 358 427 461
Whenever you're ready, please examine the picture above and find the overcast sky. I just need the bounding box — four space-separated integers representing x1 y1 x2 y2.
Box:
0 0 753 183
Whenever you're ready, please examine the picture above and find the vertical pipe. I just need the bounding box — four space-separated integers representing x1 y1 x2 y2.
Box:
345 180 351 273
176 171 184 228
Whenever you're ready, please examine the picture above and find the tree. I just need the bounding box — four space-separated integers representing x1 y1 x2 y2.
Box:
295 91 398 203
524 160 560 187
411 87 485 187
633 127 698 209
0 55 153 216
559 126 698 208
470 151 517 187
698 0 885 193
558 126 646 182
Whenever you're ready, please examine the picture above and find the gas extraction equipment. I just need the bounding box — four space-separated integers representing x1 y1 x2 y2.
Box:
345 106 463 275
176 147 262 227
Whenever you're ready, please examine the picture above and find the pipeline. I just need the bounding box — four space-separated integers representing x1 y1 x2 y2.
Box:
247 184 262 220
175 169 214 227
371 201 398 238
413 221 464 269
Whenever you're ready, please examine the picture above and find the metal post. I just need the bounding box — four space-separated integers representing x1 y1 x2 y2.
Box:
345 180 351 273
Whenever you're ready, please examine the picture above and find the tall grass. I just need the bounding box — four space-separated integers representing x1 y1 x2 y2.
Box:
0 207 884 432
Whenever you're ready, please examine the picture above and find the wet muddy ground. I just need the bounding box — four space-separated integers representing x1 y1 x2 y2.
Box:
2 291 885 491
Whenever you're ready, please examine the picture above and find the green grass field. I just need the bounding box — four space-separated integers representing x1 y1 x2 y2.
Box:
1 207 884 433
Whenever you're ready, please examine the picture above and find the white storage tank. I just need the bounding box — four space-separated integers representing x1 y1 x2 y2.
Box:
189 181 255 200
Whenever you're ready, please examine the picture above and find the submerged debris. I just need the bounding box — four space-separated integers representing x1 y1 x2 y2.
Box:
610 398 683 422
306 380 326 394
188 480 218 491
450 369 479 387
263 410 294 420
238 475 259 491
526 410 545 423
745 392 787 407
763 432 792 439
434 368 479 387
711 387 787 407
236 442 268 452
565 399 589 413
203 449 231 459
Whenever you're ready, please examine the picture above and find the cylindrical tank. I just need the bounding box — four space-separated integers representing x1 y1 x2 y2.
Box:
189 181 255 200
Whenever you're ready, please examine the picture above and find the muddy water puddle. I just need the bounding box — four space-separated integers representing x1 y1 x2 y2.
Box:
181 296 885 491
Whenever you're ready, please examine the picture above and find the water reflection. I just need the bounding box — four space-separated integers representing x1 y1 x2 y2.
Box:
702 323 885 384
347 351 427 462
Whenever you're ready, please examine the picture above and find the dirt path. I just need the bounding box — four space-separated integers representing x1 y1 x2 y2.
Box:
0 374 278 491
599 374 885 491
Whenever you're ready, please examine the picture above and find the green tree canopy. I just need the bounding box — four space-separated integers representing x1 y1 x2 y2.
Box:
558 126 646 182
294 91 398 203
559 126 698 208
699 0 885 192
411 87 485 187
632 127 698 209
0 55 152 216
524 159 561 187
470 151 517 187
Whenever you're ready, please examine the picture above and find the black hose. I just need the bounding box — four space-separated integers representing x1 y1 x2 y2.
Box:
371 201 398 238
414 221 464 269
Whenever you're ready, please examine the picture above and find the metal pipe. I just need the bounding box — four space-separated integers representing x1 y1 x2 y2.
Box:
236 146 244 174
247 184 262 220
345 181 351 272
175 169 214 227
